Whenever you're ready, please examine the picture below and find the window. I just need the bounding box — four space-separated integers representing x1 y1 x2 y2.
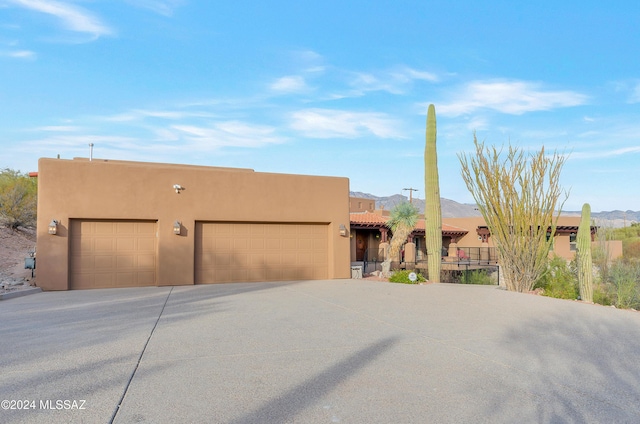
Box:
569 232 577 251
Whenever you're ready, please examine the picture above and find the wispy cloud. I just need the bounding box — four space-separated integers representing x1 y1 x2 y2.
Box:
123 0 185 17
629 82 640 103
436 80 588 116
2 49 36 59
290 108 403 139
270 76 310 94
345 66 439 97
572 146 640 160
104 108 217 122
164 121 286 149
36 125 80 132
8 0 112 38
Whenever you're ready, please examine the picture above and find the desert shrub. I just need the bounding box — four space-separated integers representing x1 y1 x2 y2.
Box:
459 269 494 285
608 260 640 309
593 282 614 306
0 168 37 229
389 270 426 284
535 255 578 299
622 239 640 263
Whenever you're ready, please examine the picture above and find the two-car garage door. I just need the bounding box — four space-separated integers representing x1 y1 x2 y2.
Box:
195 222 329 284
69 220 329 288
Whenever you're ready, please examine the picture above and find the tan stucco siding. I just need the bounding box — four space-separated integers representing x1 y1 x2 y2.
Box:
36 158 351 290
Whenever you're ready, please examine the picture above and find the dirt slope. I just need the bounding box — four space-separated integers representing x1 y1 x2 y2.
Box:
0 226 37 293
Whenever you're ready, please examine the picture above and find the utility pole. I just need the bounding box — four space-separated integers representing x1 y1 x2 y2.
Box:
403 188 418 204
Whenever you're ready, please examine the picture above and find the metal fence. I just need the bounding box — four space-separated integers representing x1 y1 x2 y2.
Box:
354 246 500 284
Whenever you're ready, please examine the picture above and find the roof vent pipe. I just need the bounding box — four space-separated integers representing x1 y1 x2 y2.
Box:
89 143 94 161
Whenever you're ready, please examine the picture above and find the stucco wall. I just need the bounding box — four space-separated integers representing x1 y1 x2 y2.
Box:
36 158 351 290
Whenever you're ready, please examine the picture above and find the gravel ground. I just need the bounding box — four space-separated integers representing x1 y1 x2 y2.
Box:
0 226 37 294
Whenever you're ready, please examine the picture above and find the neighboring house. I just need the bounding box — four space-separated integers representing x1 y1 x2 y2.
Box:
349 196 376 213
349 201 619 268
36 158 351 290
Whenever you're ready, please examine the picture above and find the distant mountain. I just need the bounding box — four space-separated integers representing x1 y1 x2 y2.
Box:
349 192 481 218
562 210 640 228
350 192 640 226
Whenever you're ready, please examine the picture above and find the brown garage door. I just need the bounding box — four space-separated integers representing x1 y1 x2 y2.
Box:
195 222 328 284
70 220 157 289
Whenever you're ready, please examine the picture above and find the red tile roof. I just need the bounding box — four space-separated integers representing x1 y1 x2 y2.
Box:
349 211 387 226
350 212 468 235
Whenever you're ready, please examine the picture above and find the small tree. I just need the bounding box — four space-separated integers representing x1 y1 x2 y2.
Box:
0 168 37 229
459 136 568 292
381 202 419 276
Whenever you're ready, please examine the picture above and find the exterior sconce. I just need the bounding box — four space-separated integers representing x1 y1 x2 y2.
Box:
48 219 58 235
339 224 348 237
173 220 181 235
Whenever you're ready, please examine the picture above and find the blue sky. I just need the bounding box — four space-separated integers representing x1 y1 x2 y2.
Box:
1 1 639 211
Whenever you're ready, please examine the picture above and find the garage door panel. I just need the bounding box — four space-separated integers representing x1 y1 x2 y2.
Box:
116 255 134 269
250 224 265 235
196 222 328 284
95 238 115 252
136 271 155 285
94 273 114 287
251 239 265 249
265 253 282 266
215 239 231 250
138 238 156 252
234 238 249 249
266 269 282 280
70 219 157 289
95 222 115 234
298 253 312 264
282 239 298 250
117 222 135 233
117 238 135 251
298 239 313 250
95 255 115 269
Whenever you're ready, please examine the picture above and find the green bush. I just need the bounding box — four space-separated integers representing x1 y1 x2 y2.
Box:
389 270 426 284
593 282 614 306
459 269 495 285
0 168 37 229
535 255 578 299
608 260 640 309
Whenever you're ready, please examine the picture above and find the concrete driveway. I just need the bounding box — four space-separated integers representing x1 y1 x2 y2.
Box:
1 280 639 423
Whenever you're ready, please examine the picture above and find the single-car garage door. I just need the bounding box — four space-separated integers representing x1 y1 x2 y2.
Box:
70 220 157 289
195 222 328 283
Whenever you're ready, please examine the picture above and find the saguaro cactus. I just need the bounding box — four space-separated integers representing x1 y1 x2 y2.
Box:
577 203 593 302
424 104 442 282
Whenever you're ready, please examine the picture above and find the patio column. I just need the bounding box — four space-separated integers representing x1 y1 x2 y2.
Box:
448 236 458 258
404 242 416 269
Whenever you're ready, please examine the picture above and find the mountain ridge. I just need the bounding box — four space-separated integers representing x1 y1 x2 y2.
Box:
350 192 640 227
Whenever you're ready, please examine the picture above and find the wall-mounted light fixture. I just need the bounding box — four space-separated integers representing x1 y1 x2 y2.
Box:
48 219 58 235
173 184 184 194
339 224 348 237
173 220 181 235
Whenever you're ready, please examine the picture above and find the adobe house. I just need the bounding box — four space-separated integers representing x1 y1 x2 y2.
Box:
36 157 351 290
349 205 617 269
